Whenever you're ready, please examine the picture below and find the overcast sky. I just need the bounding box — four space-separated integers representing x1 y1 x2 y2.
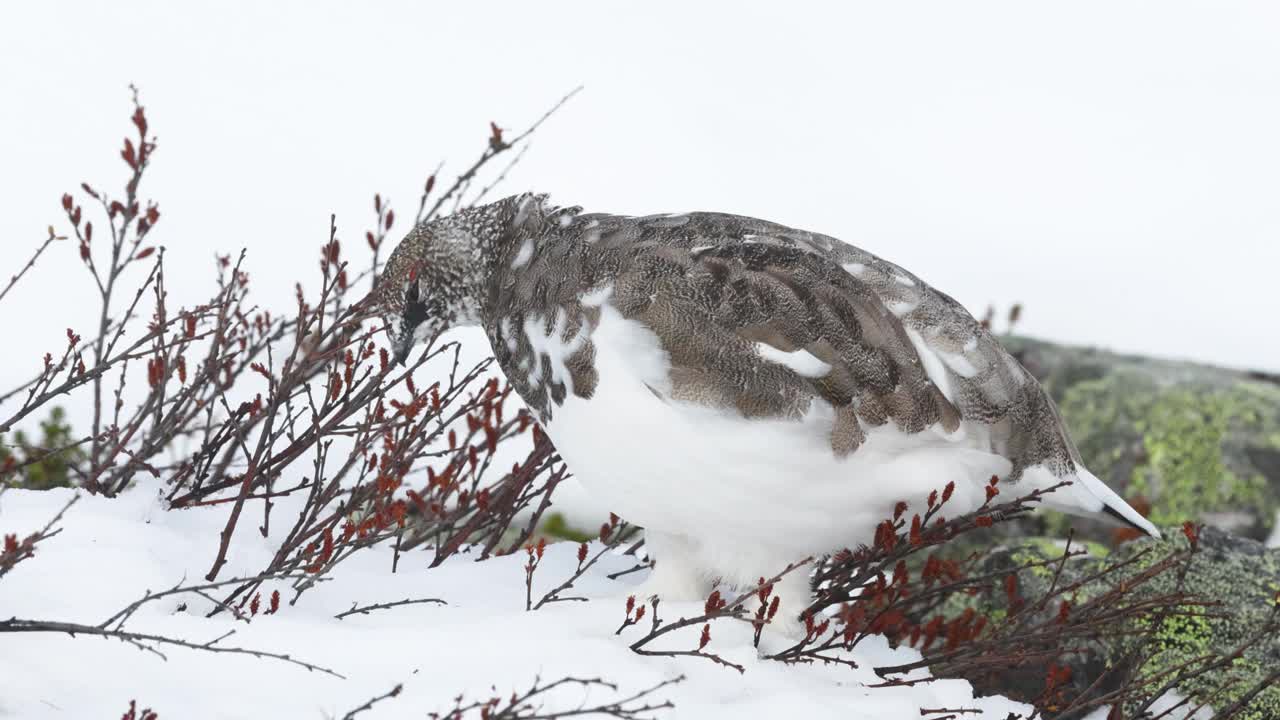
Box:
3 0 1278 407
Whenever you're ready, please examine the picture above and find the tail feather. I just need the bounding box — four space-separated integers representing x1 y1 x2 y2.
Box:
1075 467 1161 538
1031 465 1162 539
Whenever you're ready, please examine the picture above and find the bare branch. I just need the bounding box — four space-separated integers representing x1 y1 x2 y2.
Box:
335 597 446 620
341 683 403 720
0 618 343 678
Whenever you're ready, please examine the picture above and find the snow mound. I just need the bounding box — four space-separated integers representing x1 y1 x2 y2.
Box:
0 485 1033 719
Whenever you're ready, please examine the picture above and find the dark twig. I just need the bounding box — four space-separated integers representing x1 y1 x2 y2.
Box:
0 493 78 579
621 559 813 674
420 86 582 224
0 227 63 305
531 517 637 611
427 674 683 720
341 683 403 720
0 618 343 678
335 597 446 620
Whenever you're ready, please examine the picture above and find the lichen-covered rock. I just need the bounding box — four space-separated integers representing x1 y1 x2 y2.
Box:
1002 336 1280 542
955 528 1280 718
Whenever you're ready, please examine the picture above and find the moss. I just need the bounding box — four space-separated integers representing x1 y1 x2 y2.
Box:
1114 534 1280 719
953 530 1279 717
1081 540 1111 558
1056 373 1280 536
1130 386 1278 528
1010 538 1077 581
1058 372 1157 487
1137 605 1213 655
1010 550 1056 581
538 512 594 543
0 407 85 490
1218 657 1280 720
1025 537 1066 556
1022 536 1109 559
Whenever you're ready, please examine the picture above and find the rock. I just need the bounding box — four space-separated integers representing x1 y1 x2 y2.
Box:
950 528 1280 718
1001 336 1280 543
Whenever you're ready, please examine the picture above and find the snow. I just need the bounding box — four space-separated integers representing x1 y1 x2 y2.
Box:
0 484 1035 719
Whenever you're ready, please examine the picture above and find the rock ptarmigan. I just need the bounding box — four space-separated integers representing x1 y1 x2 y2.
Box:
371 193 1159 627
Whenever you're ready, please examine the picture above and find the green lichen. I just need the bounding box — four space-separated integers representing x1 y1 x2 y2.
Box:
538 512 593 543
1129 388 1272 527
1010 548 1057 581
1081 540 1111 558
947 531 1280 718
1058 372 1157 482
1110 534 1280 719
1137 604 1213 656
1056 373 1280 536
0 407 85 490
1027 536 1109 559
1214 657 1280 720
1010 537 1090 581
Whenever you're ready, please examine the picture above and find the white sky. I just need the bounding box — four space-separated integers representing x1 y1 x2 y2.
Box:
3 0 1279 401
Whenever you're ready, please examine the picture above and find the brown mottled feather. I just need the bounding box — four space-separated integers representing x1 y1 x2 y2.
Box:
378 196 1087 486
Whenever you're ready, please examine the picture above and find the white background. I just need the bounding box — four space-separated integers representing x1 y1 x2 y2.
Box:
3 0 1279 401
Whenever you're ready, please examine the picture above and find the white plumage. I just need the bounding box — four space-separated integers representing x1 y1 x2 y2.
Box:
375 194 1161 632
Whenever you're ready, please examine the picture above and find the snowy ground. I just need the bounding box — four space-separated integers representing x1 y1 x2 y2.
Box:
0 483 1036 719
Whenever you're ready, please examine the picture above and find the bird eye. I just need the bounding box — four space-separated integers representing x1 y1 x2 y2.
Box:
403 281 428 329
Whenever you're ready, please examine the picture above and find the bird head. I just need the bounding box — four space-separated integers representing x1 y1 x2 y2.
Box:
368 194 562 366
372 218 485 367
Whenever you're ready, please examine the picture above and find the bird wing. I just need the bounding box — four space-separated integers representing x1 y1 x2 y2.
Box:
485 208 1155 535
584 211 1155 534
